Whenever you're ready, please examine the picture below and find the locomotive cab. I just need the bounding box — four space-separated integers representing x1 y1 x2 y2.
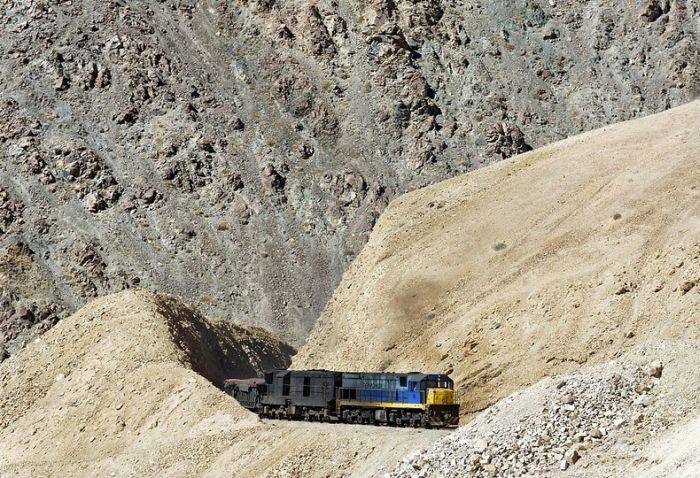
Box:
420 374 460 427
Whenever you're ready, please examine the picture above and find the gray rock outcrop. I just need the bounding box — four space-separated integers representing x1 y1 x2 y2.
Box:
1 0 697 351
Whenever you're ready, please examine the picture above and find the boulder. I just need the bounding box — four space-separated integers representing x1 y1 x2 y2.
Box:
647 361 663 378
484 123 532 159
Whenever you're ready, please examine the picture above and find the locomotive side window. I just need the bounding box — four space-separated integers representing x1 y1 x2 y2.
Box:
340 388 357 400
282 373 290 396
303 377 311 397
399 376 407 387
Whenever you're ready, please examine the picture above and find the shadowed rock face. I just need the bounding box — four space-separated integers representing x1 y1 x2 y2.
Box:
0 0 697 352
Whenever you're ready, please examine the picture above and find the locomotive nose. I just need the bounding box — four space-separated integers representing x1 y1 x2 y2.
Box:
426 388 455 405
425 388 460 428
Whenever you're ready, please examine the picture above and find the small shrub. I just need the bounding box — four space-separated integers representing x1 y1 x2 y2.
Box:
493 242 507 251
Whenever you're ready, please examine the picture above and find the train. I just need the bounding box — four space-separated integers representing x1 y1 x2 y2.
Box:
224 369 460 428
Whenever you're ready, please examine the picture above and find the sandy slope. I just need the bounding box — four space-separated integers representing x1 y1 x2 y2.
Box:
634 417 700 478
295 100 700 417
0 290 445 477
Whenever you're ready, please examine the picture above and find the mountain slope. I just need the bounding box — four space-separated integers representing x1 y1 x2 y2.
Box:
294 100 700 416
1 0 698 352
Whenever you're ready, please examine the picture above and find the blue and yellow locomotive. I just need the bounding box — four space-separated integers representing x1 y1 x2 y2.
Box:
225 369 460 428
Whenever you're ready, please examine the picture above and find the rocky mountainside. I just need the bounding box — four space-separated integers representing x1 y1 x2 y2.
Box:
1 0 698 353
294 101 700 417
2 106 698 478
0 290 444 477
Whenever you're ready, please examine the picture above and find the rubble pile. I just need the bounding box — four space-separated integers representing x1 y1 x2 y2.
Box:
391 362 688 478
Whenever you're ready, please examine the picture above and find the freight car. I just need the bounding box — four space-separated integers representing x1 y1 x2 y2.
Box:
224 369 459 428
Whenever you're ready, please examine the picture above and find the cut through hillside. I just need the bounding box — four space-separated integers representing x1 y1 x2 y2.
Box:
153 294 296 387
0 290 293 431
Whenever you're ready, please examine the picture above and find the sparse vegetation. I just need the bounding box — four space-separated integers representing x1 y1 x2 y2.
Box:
493 241 507 251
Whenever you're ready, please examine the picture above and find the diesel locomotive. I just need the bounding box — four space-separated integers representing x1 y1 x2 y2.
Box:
224 369 460 428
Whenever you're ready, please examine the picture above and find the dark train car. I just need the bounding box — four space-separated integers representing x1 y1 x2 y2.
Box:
259 369 341 421
223 378 265 409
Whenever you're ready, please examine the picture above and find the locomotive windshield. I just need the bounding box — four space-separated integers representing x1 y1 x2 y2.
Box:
423 379 452 389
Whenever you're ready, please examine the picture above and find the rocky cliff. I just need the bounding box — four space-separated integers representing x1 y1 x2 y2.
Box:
1 0 697 354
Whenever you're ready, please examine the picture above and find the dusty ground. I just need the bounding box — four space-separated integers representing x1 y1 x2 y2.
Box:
295 100 700 418
293 100 700 477
0 290 446 477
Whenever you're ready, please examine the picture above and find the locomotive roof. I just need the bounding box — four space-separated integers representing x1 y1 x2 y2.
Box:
224 378 265 384
264 369 454 380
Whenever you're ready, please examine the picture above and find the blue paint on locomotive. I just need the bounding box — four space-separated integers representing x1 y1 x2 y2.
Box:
354 389 422 403
338 372 429 404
